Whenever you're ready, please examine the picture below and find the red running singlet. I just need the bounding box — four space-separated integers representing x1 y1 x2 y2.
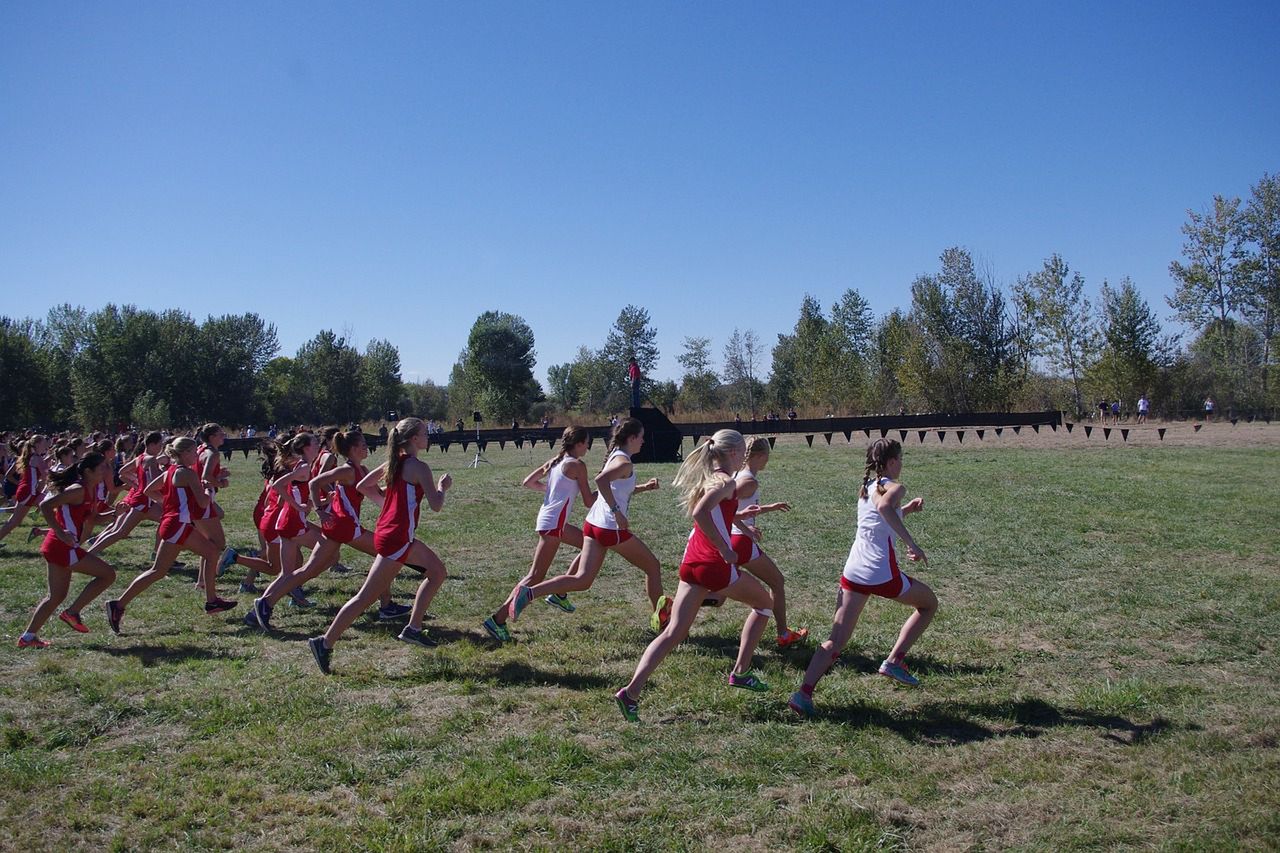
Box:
373 475 424 561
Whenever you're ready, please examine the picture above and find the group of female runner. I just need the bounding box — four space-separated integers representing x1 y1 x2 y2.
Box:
4 418 938 719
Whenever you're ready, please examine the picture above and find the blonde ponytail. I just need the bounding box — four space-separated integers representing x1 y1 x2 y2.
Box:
672 429 745 515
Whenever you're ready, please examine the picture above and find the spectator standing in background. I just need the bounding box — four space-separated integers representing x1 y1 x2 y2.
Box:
628 356 642 410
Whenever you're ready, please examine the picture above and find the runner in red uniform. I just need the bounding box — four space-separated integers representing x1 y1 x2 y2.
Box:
16 452 118 648
309 418 452 673
614 430 774 722
105 437 237 634
247 429 406 631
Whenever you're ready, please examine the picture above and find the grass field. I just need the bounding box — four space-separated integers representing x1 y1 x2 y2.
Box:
1 429 1278 851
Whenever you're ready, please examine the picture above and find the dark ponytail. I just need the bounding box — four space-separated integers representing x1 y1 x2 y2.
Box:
48 451 106 494
333 429 365 459
860 438 902 499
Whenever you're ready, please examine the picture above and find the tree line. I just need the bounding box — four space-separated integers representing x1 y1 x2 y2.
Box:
2 172 1276 430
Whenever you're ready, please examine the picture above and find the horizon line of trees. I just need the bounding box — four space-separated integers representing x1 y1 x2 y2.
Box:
2 172 1276 430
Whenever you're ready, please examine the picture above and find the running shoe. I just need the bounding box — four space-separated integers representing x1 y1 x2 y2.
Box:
288 589 314 609
544 593 576 613
482 617 512 643
27 526 43 542
788 690 815 717
878 660 919 687
649 595 672 632
217 548 238 577
397 626 438 648
204 597 238 614
17 635 49 649
330 562 351 574
105 599 123 635
238 582 259 594
246 597 273 632
308 636 332 674
728 671 770 692
700 595 725 608
777 628 809 648
172 560 186 570
508 585 534 621
58 610 89 634
615 688 640 723
377 602 412 620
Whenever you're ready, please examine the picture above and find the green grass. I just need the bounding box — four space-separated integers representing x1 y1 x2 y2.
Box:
1 437 1277 850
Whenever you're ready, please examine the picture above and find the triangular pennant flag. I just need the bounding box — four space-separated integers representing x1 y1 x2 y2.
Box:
1194 424 1202 432
879 428 888 438
823 433 832 444
480 441 488 451
842 430 852 442
1084 426 1093 438
526 438 535 449
805 435 814 447
461 440 470 451
899 430 909 441
1013 426 1022 435
1158 428 1166 440
1121 429 1129 441
1103 428 1111 440
692 434 700 445
918 430 927 443
498 440 506 450
976 429 985 440
1065 422 1074 433
995 427 1004 437
1032 425 1040 433
864 429 872 438
1050 423 1058 432
767 436 776 448
957 430 965 443
1231 417 1238 426
937 430 946 443
587 436 595 448
515 438 523 449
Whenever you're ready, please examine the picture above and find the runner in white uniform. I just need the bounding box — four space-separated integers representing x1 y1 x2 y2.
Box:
789 438 939 717
483 427 596 641
730 437 807 647
503 418 671 636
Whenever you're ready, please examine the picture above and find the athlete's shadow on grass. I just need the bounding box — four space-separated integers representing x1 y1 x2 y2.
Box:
387 653 610 691
681 634 995 677
755 697 1193 746
97 643 232 667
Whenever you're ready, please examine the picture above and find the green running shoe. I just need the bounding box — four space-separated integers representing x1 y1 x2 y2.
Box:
728 671 770 692
544 593 576 613
649 594 671 632
615 688 639 722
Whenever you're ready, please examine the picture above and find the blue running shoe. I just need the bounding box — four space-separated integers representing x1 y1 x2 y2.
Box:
217 548 238 577
378 602 412 620
878 660 919 687
508 585 534 621
397 626 438 648
253 597 273 632
482 617 512 643
788 690 815 717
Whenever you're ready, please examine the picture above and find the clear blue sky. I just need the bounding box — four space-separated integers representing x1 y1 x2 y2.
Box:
3 2 1277 385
